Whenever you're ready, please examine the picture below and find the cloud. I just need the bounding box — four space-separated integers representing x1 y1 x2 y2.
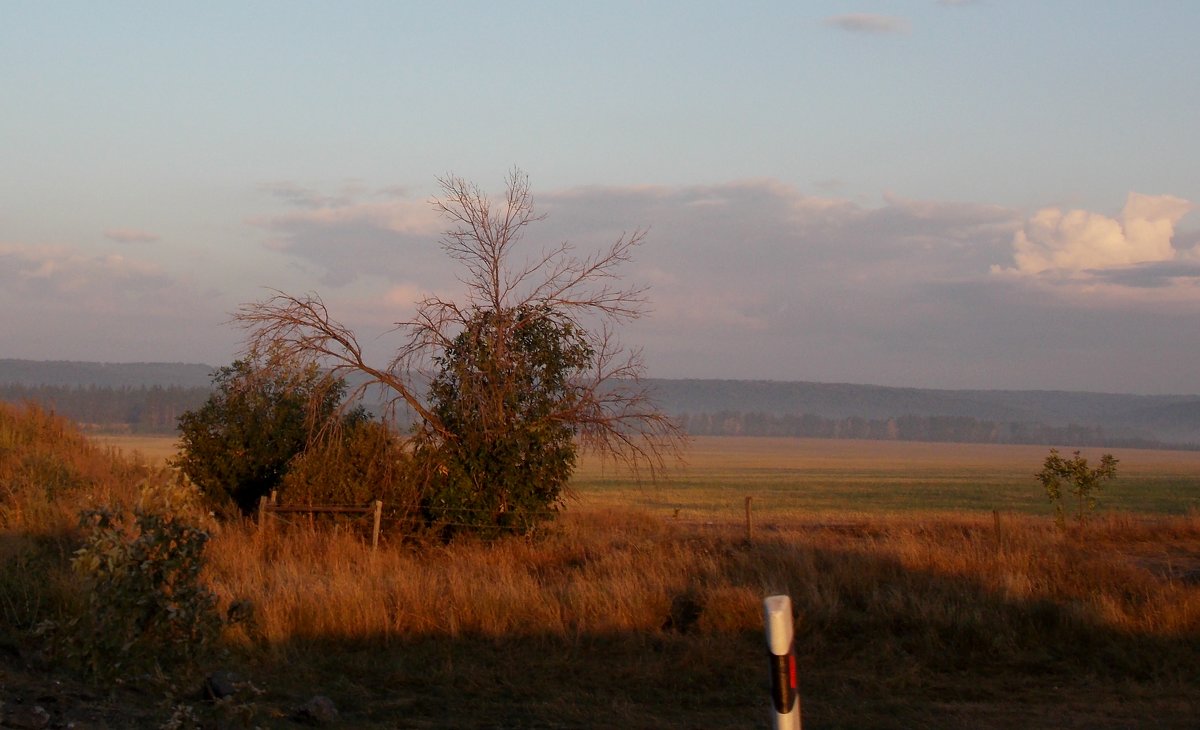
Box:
824 13 910 34
0 242 235 362
103 227 160 244
0 244 168 299
1088 261 1200 289
259 181 372 210
243 179 1200 392
1000 192 1194 275
250 187 443 287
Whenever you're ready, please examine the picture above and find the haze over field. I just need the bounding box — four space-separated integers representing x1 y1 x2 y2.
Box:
3 3 1198 394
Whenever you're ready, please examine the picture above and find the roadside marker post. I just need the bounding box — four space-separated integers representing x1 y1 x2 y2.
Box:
763 594 801 730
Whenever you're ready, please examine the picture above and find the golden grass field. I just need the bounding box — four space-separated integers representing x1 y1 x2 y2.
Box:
97 433 1200 518
577 435 1200 519
3 421 1186 727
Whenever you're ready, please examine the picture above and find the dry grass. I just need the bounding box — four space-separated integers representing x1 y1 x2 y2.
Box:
89 433 180 466
191 507 1200 727
575 435 1200 518
4 408 1200 727
204 507 1200 645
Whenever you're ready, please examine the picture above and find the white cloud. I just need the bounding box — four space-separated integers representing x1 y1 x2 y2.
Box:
240 178 1200 391
1001 192 1193 275
824 13 910 34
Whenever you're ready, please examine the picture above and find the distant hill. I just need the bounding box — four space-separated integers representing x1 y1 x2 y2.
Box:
642 379 1200 449
0 359 215 388
642 378 1200 430
2 360 1198 447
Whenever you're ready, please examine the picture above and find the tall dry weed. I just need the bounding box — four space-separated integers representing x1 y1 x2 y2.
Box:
202 505 1200 685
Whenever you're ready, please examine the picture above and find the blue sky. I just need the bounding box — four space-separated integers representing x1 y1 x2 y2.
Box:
3 2 1199 393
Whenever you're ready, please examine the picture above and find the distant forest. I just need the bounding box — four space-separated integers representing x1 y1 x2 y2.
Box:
0 384 210 434
0 384 1191 450
678 411 1180 450
2 360 1198 449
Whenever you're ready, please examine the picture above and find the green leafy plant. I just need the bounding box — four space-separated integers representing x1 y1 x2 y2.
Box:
415 305 591 535
1036 448 1119 530
175 347 361 515
65 481 222 680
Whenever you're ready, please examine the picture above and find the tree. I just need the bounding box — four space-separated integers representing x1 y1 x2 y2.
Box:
236 169 683 534
175 348 357 515
416 304 591 533
1036 448 1119 530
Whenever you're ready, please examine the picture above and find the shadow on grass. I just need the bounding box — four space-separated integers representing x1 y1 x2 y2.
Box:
214 532 1199 730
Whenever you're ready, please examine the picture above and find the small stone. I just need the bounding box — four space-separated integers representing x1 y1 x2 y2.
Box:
295 695 338 725
3 704 51 729
203 670 239 700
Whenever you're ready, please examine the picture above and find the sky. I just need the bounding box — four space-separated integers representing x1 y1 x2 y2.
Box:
2 1 1199 394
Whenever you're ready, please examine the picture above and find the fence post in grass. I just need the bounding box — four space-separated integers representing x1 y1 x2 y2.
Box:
745 496 754 542
763 594 801 730
372 500 383 550
257 495 267 528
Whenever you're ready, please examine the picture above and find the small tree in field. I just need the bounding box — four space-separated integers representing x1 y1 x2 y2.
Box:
175 348 360 515
1036 448 1119 530
416 304 591 533
236 169 683 535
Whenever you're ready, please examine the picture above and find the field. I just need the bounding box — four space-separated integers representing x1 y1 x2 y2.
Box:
91 433 181 466
9 427 1197 728
576 436 1200 518
101 433 1200 517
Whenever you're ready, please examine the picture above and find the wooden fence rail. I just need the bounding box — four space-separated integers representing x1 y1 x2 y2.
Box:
258 494 384 550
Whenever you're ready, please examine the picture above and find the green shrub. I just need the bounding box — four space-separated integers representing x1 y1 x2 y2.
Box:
175 349 362 515
1036 448 1119 530
64 481 222 680
415 305 589 537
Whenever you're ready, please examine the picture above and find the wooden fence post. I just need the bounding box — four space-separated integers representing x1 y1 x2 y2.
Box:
764 595 801 729
745 496 754 542
372 500 383 550
258 495 268 527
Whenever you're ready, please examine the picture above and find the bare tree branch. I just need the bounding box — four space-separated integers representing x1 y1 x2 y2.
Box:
236 169 685 507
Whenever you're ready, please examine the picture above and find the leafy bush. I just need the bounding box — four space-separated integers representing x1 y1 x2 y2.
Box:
176 349 361 515
415 305 591 536
1036 448 1119 529
64 481 222 680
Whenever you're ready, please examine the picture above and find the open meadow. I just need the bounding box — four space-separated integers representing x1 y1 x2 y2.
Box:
4 420 1196 727
100 433 1200 518
575 435 1200 518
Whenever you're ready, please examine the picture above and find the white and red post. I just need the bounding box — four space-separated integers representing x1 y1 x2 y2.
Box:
763 594 801 730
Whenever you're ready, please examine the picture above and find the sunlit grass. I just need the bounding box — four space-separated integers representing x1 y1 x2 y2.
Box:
573 436 1200 518
4 412 1198 727
89 434 180 466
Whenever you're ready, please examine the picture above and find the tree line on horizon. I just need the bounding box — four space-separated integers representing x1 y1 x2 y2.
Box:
0 384 210 434
678 410 1193 450
2 382 1193 451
